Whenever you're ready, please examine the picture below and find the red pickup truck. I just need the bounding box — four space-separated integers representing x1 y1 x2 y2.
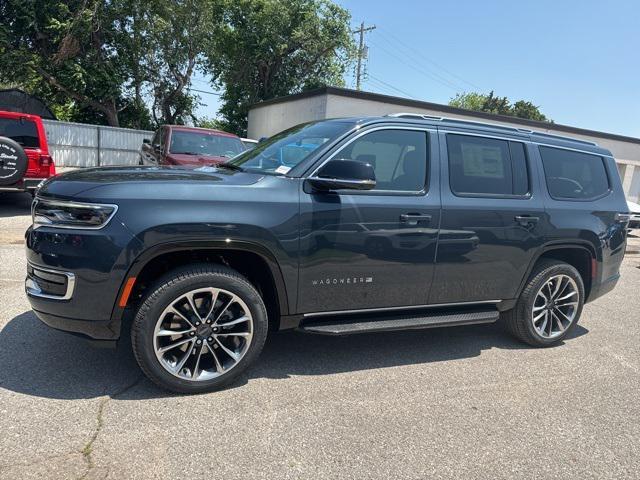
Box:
0 110 55 193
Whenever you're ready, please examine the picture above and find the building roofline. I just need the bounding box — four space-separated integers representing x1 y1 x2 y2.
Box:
251 86 640 145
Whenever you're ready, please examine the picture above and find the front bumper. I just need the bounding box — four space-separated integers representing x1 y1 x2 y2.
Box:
25 219 142 341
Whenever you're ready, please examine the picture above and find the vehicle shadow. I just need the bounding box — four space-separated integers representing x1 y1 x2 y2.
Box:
0 192 33 218
0 310 589 400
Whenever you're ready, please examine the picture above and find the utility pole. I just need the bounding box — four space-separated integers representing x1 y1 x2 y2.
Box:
354 22 376 90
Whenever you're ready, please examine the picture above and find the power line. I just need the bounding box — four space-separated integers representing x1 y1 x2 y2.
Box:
368 37 463 92
367 74 417 99
188 87 221 96
378 26 481 91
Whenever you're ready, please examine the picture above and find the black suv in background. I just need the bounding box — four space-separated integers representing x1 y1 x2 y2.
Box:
26 115 629 393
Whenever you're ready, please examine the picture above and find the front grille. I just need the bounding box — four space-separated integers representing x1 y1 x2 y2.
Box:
26 263 75 300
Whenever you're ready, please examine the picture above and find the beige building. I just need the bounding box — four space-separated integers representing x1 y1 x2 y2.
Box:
248 87 640 202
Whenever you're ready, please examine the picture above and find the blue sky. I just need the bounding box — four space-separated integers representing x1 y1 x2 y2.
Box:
195 0 640 138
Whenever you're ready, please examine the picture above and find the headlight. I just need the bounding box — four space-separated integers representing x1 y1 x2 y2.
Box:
32 198 118 229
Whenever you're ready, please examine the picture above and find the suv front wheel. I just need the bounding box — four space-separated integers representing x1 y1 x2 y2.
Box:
132 264 268 393
503 259 585 347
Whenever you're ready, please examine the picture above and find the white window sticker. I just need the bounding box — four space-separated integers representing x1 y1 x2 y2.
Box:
275 165 291 174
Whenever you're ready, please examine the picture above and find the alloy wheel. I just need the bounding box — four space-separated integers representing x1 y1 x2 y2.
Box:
153 287 253 381
531 274 579 339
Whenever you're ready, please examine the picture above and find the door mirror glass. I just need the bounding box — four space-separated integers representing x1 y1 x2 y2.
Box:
308 158 376 191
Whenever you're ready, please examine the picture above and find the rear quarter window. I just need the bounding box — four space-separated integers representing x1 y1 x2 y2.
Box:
539 146 610 200
0 117 39 148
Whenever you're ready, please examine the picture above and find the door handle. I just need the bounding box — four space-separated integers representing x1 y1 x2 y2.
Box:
400 213 432 224
514 215 539 227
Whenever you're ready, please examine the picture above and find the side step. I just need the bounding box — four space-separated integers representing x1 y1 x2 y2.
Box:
299 309 499 336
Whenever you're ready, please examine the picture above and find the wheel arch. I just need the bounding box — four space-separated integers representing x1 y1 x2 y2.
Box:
517 241 597 301
110 240 290 335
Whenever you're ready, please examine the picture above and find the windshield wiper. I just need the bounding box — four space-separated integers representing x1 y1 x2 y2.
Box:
213 163 243 171
172 151 200 155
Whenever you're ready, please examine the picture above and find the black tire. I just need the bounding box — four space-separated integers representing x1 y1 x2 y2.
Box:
502 259 584 347
0 136 28 186
131 264 268 394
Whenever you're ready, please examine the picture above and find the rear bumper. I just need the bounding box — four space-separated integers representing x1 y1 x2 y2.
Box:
586 273 620 303
0 178 46 192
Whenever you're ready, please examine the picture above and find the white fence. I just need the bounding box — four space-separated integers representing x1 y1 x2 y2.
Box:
42 119 153 167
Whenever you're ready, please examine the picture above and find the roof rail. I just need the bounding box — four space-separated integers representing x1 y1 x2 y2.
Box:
385 113 599 146
386 112 444 121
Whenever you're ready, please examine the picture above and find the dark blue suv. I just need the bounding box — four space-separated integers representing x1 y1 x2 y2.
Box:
25 115 630 393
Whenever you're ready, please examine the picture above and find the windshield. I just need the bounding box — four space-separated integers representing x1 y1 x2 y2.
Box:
169 130 244 158
227 121 351 174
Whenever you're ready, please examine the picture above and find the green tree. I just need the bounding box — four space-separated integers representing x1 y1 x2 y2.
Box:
207 0 356 136
0 0 216 128
449 91 551 122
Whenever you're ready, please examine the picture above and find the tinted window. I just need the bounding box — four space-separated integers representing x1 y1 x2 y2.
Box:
169 130 244 158
0 117 39 148
447 134 529 196
539 146 609 199
340 129 428 192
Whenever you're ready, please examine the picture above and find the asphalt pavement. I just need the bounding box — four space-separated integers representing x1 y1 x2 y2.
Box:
1 191 639 479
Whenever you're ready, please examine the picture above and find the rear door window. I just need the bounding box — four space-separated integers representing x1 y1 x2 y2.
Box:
447 134 529 196
0 117 39 148
539 146 609 200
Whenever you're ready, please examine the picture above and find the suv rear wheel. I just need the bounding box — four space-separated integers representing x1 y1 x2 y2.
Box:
503 259 584 347
131 264 268 393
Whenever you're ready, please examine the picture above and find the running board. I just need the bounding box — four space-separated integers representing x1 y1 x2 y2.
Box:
299 309 499 335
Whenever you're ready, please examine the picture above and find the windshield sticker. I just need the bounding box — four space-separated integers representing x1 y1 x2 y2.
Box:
275 165 291 174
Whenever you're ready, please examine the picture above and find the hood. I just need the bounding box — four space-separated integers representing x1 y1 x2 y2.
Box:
165 153 228 166
38 165 264 199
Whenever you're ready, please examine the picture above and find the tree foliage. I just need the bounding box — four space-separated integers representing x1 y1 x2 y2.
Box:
449 91 551 122
0 0 217 128
0 0 355 132
207 0 356 136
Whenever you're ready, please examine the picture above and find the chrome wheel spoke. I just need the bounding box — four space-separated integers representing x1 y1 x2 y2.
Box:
159 337 193 353
169 306 195 328
186 292 203 323
551 311 565 332
213 295 238 325
192 344 205 379
214 339 241 361
154 287 253 382
219 315 250 328
173 342 195 373
207 343 224 372
157 328 193 337
538 312 548 333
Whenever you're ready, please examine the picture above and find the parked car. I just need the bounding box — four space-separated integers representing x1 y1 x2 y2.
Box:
0 110 55 194
240 138 258 151
139 125 245 167
628 199 640 229
26 115 629 393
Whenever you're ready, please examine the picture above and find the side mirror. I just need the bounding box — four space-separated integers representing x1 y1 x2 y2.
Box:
142 138 151 144
306 159 376 191
152 143 161 151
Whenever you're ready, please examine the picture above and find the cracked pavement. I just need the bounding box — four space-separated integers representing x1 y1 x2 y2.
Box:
1 191 640 479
